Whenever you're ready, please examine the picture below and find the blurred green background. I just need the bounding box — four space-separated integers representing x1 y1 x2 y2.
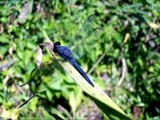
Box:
0 0 160 119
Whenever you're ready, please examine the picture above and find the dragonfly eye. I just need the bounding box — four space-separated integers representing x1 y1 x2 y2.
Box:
53 41 61 53
54 42 61 46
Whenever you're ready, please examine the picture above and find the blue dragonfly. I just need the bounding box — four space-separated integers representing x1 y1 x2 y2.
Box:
21 14 101 93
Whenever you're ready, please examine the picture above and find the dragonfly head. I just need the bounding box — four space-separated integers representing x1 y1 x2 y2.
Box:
53 41 61 53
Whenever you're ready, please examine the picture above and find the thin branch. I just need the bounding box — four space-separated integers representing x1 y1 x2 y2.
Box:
0 60 14 72
88 43 113 75
117 58 127 87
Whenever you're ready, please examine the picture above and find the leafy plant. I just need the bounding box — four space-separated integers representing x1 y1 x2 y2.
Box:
0 0 159 119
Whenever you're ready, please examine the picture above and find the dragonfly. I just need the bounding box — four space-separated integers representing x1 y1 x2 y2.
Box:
53 41 94 87
20 14 101 94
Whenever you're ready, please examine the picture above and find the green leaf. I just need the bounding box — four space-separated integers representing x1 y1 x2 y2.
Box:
69 87 83 114
56 54 131 120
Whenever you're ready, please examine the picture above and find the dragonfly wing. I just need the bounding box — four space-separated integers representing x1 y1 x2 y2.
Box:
72 28 101 59
23 59 66 94
68 15 101 59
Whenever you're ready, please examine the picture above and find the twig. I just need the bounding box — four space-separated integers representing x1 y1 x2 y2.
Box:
88 43 113 75
0 60 14 72
117 58 127 87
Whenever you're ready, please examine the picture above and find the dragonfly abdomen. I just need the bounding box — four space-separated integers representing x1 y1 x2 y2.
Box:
69 58 94 87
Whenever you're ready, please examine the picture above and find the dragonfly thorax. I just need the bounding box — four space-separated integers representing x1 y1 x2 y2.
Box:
53 41 73 60
58 46 72 60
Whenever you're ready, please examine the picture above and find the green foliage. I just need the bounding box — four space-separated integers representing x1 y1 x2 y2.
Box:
0 0 160 119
